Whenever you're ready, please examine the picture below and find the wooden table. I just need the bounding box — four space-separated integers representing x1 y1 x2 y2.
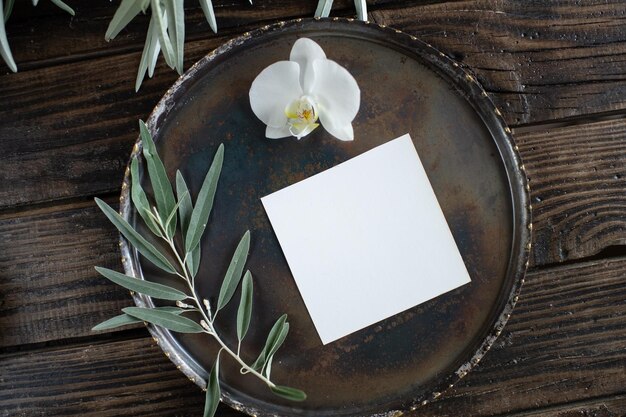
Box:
2 1 626 416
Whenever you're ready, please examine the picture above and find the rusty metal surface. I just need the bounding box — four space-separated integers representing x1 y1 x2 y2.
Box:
119 18 531 417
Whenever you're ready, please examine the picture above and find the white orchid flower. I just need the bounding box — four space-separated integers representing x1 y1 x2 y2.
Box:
249 38 360 141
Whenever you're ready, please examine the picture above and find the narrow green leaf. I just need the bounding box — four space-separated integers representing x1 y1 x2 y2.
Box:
105 0 144 41
314 0 334 17
175 171 192 237
217 230 250 311
270 385 307 402
165 0 184 74
92 313 142 331
186 245 201 278
354 0 367 21
146 15 161 78
263 354 273 379
264 321 289 369
236 271 253 342
139 120 177 237
185 144 224 253
123 307 204 333
92 307 185 331
198 0 217 33
4 0 14 22
95 266 187 300
135 13 161 91
176 171 201 278
95 198 177 274
131 158 162 236
50 0 75 15
150 0 175 69
164 191 188 233
203 352 221 417
252 314 287 371
0 0 17 72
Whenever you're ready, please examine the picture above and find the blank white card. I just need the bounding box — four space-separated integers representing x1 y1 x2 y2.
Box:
261 134 471 344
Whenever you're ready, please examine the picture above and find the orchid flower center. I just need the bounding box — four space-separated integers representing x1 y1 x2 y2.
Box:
285 95 320 139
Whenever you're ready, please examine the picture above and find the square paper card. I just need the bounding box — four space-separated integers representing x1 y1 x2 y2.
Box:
261 134 471 345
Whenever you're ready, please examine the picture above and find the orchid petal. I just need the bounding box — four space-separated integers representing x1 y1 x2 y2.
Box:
317 114 354 141
266 125 292 139
311 59 360 129
249 61 302 127
290 38 326 94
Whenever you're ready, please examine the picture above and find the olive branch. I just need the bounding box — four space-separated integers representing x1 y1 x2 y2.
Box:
0 0 368 91
92 120 306 416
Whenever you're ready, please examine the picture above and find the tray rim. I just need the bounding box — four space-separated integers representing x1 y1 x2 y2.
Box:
118 17 532 417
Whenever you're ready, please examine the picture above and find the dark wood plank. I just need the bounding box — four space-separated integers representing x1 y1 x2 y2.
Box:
515 118 626 266
506 394 626 417
0 337 210 417
371 0 626 125
1 256 625 416
0 200 135 349
0 37 223 209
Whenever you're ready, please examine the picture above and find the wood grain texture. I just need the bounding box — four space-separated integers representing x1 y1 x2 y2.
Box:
1 256 625 416
0 337 209 417
515 118 626 266
0 200 135 349
3 0 412 69
371 0 626 125
507 394 626 417
415 256 626 416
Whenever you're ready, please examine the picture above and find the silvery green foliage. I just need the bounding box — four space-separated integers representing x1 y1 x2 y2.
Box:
0 0 74 72
106 0 227 91
93 120 306 416
315 0 367 21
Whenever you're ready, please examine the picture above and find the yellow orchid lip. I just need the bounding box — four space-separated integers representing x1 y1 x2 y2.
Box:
285 95 320 139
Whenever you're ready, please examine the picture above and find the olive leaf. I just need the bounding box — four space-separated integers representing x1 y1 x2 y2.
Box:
198 0 217 33
92 307 184 331
93 313 143 331
314 0 333 18
0 0 16 73
131 157 162 236
176 171 201 277
270 385 307 402
95 198 177 274
95 266 187 301
150 0 175 69
50 0 75 16
163 191 188 233
185 143 224 254
165 0 185 74
123 307 204 333
217 231 250 311
251 314 288 371
105 0 145 41
136 13 161 92
236 271 253 343
3 0 14 22
203 351 221 417
139 120 177 238
262 321 289 376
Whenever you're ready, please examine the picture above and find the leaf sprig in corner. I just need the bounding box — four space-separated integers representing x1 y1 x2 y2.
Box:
93 120 306 417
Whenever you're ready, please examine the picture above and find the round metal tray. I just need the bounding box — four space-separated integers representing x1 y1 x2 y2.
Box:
119 18 531 417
